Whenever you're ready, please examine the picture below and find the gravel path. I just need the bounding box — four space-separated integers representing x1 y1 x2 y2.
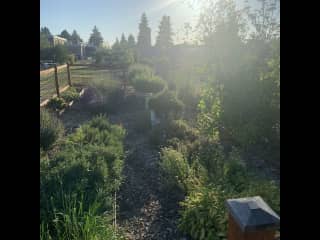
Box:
60 87 186 240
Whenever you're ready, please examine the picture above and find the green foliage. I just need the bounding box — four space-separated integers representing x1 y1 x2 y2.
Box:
40 44 70 64
95 45 134 69
149 90 184 119
179 186 228 240
53 45 70 64
160 148 200 193
111 47 134 69
47 97 68 111
59 29 71 41
128 64 165 93
40 31 50 50
40 116 125 239
132 74 165 94
70 30 82 45
159 125 280 240
87 75 124 114
166 120 199 143
40 108 64 151
60 87 79 103
89 26 104 48
40 194 124 240
95 48 111 64
128 64 153 80
156 19 173 48
176 145 280 239
137 13 151 51
127 34 136 48
155 15 173 50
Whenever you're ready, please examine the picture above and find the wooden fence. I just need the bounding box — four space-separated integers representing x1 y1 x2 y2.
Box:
40 63 72 107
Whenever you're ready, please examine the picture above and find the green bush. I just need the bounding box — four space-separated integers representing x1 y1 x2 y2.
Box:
166 120 199 142
131 74 165 93
160 148 200 193
128 64 165 93
159 137 280 240
149 90 184 119
40 115 125 239
179 186 228 240
40 193 125 240
60 87 79 103
40 108 64 151
179 176 279 240
54 45 69 64
176 145 280 240
128 64 153 80
47 97 67 111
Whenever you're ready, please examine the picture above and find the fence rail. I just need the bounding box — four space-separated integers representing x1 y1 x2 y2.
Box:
40 63 72 106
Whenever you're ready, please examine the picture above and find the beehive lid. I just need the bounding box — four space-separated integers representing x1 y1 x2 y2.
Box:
226 196 280 232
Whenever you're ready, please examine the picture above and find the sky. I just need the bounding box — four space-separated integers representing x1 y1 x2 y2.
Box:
40 0 258 45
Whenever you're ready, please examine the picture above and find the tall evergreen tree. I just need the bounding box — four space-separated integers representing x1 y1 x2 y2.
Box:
40 27 51 50
127 34 136 48
89 26 104 47
120 33 128 47
40 31 50 49
137 13 151 49
155 16 173 49
112 38 120 49
41 27 51 37
71 30 82 45
59 30 71 41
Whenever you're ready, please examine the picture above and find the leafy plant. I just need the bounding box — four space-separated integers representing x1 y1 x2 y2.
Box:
128 64 165 93
179 186 228 240
149 90 184 120
40 115 125 239
47 97 67 111
60 87 79 103
40 108 64 151
160 147 200 193
166 120 199 143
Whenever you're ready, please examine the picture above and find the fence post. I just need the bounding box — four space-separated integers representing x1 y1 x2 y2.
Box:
54 64 60 97
226 196 280 240
67 63 72 86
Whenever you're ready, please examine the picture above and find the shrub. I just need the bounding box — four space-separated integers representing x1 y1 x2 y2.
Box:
160 148 200 193
166 120 199 142
149 90 184 119
54 45 69 64
128 64 165 94
40 115 125 239
104 88 125 114
40 108 64 151
131 74 165 94
128 64 153 80
177 145 280 240
40 193 125 240
179 186 229 240
47 97 67 111
60 87 79 103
